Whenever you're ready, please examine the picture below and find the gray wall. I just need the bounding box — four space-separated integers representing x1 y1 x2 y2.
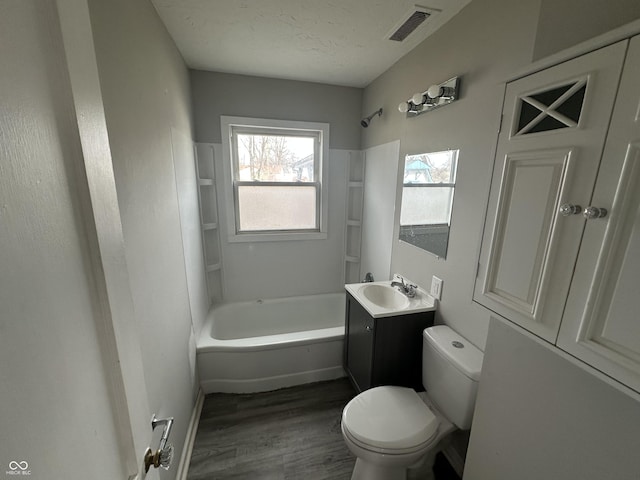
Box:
533 0 640 60
211 144 353 301
191 70 363 149
362 0 542 351
88 0 200 475
359 0 640 475
465 319 640 480
191 71 363 301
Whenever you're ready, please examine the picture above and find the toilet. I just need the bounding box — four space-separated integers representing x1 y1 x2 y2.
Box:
341 325 483 480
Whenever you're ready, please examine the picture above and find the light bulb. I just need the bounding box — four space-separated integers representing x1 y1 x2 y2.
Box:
411 93 426 105
398 102 410 113
427 85 443 99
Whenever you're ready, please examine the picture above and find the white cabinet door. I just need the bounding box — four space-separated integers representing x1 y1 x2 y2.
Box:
557 35 640 394
474 42 627 342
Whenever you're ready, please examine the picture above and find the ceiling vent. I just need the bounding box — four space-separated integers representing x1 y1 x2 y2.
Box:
387 5 440 42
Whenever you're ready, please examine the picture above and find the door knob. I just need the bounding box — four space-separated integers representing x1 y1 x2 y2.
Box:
144 415 174 472
583 206 608 219
559 203 582 216
144 445 173 472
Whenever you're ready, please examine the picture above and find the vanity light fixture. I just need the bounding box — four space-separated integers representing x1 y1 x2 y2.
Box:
398 76 460 117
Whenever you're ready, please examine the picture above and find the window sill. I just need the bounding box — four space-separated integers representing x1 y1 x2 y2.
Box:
227 231 328 243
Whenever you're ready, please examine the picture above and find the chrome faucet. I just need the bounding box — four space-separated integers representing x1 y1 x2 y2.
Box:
390 275 417 298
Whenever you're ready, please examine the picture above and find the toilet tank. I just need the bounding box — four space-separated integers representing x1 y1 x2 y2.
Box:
422 325 484 430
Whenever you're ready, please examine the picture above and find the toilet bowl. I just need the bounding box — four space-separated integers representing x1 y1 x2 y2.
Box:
341 325 483 480
341 386 455 480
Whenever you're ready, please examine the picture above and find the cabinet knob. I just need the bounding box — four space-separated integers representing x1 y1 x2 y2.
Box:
583 206 608 219
365 325 373 332
559 203 582 216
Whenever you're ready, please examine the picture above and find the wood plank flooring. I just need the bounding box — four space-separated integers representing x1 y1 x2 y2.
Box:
187 378 356 479
186 378 462 480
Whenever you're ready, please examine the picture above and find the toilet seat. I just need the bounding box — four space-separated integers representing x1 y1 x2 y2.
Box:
342 421 438 456
342 386 439 453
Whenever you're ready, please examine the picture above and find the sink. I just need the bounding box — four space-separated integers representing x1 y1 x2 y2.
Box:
345 280 436 318
360 284 410 310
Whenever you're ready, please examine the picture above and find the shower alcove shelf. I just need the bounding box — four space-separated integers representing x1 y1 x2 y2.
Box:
195 143 223 304
344 152 365 284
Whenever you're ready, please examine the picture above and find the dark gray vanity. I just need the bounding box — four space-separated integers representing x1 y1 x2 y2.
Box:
343 281 436 393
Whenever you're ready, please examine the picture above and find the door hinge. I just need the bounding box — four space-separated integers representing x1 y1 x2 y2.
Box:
498 114 504 133
475 261 481 278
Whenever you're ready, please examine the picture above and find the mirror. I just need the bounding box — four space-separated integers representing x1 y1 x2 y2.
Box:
398 149 459 258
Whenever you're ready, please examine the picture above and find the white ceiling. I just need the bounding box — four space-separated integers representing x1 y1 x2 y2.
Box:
151 0 472 88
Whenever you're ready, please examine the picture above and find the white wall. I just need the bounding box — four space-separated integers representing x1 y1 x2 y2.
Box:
0 2 125 478
465 319 640 480
172 128 209 338
360 141 401 282
87 0 200 476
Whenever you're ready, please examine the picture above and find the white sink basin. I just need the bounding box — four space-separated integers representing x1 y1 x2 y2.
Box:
345 280 436 318
360 284 410 310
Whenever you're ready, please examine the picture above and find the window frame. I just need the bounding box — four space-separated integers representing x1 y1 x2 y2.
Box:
221 116 330 242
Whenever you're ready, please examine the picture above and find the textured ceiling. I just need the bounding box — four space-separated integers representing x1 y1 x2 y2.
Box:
151 0 472 88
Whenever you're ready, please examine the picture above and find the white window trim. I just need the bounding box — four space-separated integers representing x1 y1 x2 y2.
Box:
221 116 329 243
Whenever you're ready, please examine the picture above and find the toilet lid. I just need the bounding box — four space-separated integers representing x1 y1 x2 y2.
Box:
342 386 438 450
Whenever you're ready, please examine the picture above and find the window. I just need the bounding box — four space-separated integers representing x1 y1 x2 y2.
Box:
514 78 587 136
221 117 329 242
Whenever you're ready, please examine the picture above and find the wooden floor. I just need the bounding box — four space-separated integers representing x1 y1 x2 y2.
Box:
187 378 356 479
187 378 461 480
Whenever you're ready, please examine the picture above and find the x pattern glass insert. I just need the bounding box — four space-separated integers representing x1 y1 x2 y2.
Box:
515 79 587 136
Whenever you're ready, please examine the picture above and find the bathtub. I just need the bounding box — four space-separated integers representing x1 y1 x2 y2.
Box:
197 292 346 393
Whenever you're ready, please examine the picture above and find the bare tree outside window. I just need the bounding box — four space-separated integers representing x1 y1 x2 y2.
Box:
237 134 314 182
232 128 320 232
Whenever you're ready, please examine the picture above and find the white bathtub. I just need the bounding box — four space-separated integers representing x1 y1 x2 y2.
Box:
197 292 346 393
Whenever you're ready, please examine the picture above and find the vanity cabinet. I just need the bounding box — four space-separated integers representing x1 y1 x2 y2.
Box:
475 35 640 394
344 292 434 393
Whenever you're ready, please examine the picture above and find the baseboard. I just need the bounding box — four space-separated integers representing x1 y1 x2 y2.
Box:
175 389 205 480
200 366 346 394
442 444 465 478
